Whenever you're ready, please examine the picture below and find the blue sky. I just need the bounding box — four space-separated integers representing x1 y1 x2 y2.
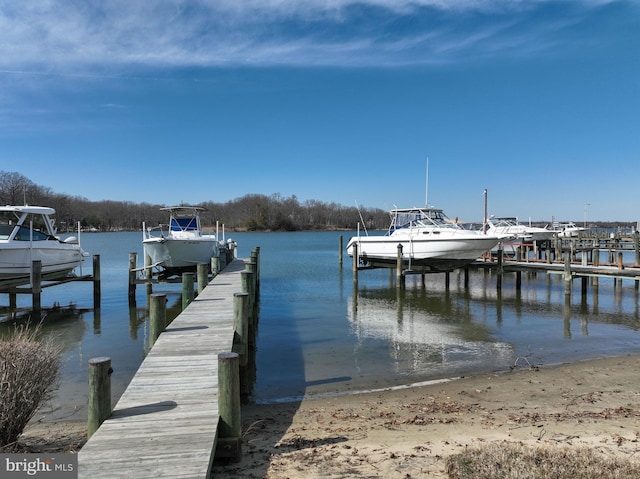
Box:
1 0 638 223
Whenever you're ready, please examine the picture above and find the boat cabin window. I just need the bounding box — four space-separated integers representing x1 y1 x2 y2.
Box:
0 224 14 240
13 226 51 241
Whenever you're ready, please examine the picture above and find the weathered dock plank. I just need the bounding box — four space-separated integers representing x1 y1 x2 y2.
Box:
78 258 247 479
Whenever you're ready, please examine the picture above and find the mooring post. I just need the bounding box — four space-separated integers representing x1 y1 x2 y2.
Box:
31 260 42 313
211 256 220 278
241 270 255 324
182 272 195 310
149 293 167 347
197 263 208 292
338 235 343 267
88 357 112 438
564 253 572 295
128 252 137 305
251 247 261 292
93 254 101 309
352 243 358 284
217 352 242 461
396 244 404 286
144 252 152 296
232 292 249 366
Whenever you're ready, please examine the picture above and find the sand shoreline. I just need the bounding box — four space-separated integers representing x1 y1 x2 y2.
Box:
15 355 640 477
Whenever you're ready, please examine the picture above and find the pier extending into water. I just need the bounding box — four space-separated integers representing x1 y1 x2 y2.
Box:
77 250 259 479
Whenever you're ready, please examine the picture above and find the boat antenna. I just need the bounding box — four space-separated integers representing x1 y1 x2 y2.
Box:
425 157 429 207
355 201 368 236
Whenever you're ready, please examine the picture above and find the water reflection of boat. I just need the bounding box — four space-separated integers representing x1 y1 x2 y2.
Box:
0 205 89 288
348 290 514 373
346 207 503 272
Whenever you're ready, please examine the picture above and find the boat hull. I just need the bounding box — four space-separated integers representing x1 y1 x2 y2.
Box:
0 243 86 287
143 237 219 269
346 234 500 272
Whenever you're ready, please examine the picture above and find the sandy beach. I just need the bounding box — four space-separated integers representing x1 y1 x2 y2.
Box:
212 355 640 478
15 355 640 478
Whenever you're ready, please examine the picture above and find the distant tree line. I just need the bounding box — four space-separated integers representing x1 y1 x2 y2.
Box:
0 171 389 232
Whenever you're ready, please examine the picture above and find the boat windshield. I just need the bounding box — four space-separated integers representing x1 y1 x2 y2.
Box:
491 218 519 228
170 217 199 232
389 208 459 233
0 210 55 240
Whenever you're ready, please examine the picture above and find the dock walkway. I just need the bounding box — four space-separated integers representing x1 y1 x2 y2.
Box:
77 258 247 479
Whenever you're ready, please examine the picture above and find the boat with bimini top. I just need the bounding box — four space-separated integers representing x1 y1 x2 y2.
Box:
0 205 89 287
346 206 504 273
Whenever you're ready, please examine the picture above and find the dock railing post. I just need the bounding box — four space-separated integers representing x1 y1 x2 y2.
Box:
216 352 242 461
88 357 112 439
149 293 167 348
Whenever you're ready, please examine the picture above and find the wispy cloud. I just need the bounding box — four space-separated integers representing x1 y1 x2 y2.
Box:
0 0 622 73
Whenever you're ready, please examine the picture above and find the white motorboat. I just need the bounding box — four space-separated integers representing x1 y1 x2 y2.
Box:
142 206 220 274
346 206 504 272
0 205 89 287
485 216 555 243
485 216 555 257
551 221 587 238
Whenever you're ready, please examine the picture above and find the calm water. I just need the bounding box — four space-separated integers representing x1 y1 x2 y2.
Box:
1 231 640 420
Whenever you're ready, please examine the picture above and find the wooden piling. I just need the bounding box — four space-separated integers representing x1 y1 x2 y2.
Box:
87 357 112 438
338 235 343 267
93 255 101 308
396 244 403 286
352 243 358 283
182 272 194 310
31 260 42 312
197 263 209 292
232 292 249 366
149 293 167 347
496 247 503 291
241 270 255 323
211 256 220 277
128 252 137 305
564 254 572 295
216 352 242 461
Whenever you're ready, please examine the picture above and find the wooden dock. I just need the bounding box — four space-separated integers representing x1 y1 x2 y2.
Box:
77 257 252 479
